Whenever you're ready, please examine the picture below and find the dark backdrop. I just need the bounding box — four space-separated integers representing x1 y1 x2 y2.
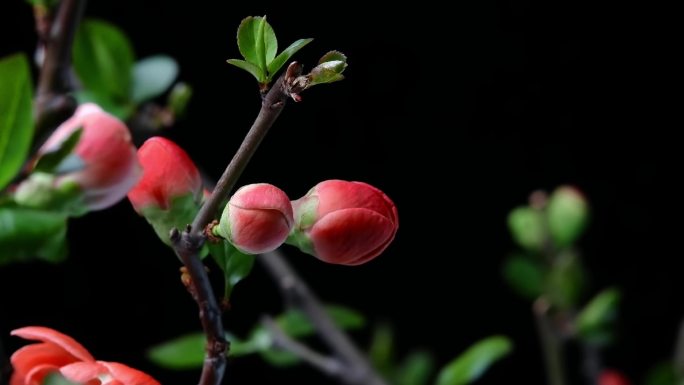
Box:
0 1 677 384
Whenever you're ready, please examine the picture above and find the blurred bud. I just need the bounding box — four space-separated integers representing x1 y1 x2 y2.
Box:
547 186 589 248
599 370 631 385
36 103 140 211
127 137 202 245
215 183 293 254
287 180 398 266
167 82 193 119
127 137 202 213
507 206 545 252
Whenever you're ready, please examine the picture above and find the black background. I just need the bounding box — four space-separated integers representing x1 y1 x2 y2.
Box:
0 1 678 384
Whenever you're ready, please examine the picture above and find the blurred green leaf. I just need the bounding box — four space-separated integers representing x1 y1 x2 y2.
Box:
436 336 512 385
42 373 79 385
25 0 59 8
502 254 544 299
0 53 34 191
547 186 589 248
369 323 395 376
545 251 584 309
167 82 193 118
576 288 620 345
147 332 205 370
0 207 67 265
226 59 265 83
236 16 277 71
276 305 365 338
33 128 83 173
260 344 300 367
644 362 678 385
507 206 545 252
395 351 435 385
132 55 179 103
73 19 134 104
267 38 313 79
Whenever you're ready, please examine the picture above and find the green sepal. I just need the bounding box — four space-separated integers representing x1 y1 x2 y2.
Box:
138 193 202 247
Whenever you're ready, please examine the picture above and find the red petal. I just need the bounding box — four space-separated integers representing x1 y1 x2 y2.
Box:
11 327 94 362
60 361 106 384
11 342 85 383
99 361 161 385
310 208 395 265
25 364 60 385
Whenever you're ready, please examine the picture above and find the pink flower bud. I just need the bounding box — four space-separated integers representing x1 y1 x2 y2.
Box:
289 180 398 265
38 103 141 210
216 183 294 254
599 370 631 385
127 137 202 213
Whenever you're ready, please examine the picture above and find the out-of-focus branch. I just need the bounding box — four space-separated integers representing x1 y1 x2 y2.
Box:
34 0 86 135
262 316 345 377
261 250 389 385
170 77 290 385
534 298 567 385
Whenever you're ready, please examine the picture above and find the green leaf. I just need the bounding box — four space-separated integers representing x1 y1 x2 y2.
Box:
308 60 347 87
545 251 584 309
267 38 313 78
0 53 34 191
547 186 589 248
224 244 255 298
319 50 347 64
147 332 205 369
167 82 193 118
131 55 179 103
369 323 394 376
73 19 135 104
226 59 265 82
502 254 545 299
576 288 621 345
139 193 201 247
436 336 512 385
395 351 435 385
276 304 365 338
507 206 545 252
236 16 277 70
0 207 68 265
33 128 83 173
13 173 87 217
645 362 678 385
42 373 80 385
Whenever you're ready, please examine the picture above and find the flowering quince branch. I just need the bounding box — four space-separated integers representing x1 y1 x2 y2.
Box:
260 250 390 385
34 0 86 135
168 74 295 385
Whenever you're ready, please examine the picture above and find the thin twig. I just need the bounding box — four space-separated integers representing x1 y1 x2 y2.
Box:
34 0 86 136
534 298 567 385
261 250 389 385
262 316 345 377
170 77 290 385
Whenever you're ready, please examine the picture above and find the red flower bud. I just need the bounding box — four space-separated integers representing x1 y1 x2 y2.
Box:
127 137 202 213
38 103 141 210
288 180 398 265
216 183 294 254
599 370 631 385
10 326 160 385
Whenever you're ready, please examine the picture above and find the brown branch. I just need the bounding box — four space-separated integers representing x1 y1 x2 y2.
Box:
534 298 567 385
261 250 389 385
34 0 86 136
170 77 290 385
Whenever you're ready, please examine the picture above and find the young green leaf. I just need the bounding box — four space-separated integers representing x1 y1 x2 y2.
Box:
236 16 277 70
73 19 135 104
545 251 584 309
226 59 266 83
436 336 512 385
0 208 68 265
547 186 589 248
576 288 621 345
224 245 255 298
275 305 365 338
267 38 313 79
502 254 545 299
308 52 348 87
131 55 179 103
147 332 205 369
0 53 34 191
369 323 395 376
507 206 545 252
395 351 435 385
167 82 193 118
33 128 83 173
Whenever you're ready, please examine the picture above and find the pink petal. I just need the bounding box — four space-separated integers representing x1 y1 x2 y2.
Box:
11 327 95 362
25 364 60 385
60 361 106 384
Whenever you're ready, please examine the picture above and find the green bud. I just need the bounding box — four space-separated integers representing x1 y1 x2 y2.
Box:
507 206 545 252
547 186 589 248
